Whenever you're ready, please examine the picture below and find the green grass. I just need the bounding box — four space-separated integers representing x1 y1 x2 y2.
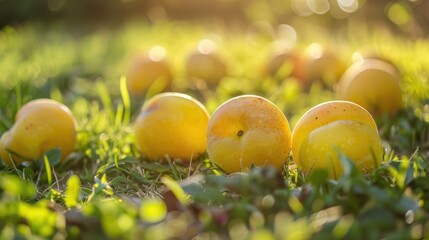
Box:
0 20 428 239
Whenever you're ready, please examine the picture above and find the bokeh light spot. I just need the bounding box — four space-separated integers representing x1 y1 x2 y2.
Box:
306 43 323 59
337 0 359 13
229 220 249 239
351 51 364 63
388 3 411 26
277 24 297 49
140 199 167 223
198 39 216 55
291 0 313 16
307 0 330 15
149 46 166 62
47 0 66 12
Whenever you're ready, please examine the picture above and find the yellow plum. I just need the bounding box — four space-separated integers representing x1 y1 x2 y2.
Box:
338 58 402 116
303 43 346 87
134 92 209 161
264 50 306 83
0 99 78 165
0 131 12 163
207 95 292 173
185 39 227 86
126 46 173 96
291 101 383 179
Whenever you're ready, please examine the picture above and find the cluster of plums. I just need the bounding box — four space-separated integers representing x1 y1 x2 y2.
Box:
0 95 385 180
127 41 402 117
0 42 403 179
126 40 227 97
134 93 384 179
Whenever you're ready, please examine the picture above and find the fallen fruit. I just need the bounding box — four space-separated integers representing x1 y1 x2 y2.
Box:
0 99 78 165
207 95 292 173
185 39 227 86
291 100 383 179
126 46 173 96
134 92 209 161
264 49 306 83
303 43 346 87
338 58 402 116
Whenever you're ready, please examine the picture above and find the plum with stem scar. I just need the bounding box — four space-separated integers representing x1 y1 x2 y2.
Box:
291 101 383 179
207 95 292 173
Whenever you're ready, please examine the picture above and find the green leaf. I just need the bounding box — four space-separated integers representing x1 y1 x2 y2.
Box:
360 207 396 230
394 196 419 213
0 174 35 199
388 158 415 189
339 153 359 178
308 169 329 185
182 183 225 204
333 215 354 239
140 199 167 223
368 187 391 203
19 202 58 237
65 175 81 208
45 148 62 166
22 167 35 182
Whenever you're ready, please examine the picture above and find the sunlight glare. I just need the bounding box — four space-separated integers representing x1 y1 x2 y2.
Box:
307 0 330 15
337 0 359 13
149 46 166 62
277 24 297 49
291 0 313 16
198 39 217 55
307 43 323 59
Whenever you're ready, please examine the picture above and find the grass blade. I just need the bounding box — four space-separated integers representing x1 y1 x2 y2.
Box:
44 155 53 185
97 81 114 121
120 75 130 125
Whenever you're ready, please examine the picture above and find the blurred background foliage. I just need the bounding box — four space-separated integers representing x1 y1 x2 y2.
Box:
0 0 428 37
